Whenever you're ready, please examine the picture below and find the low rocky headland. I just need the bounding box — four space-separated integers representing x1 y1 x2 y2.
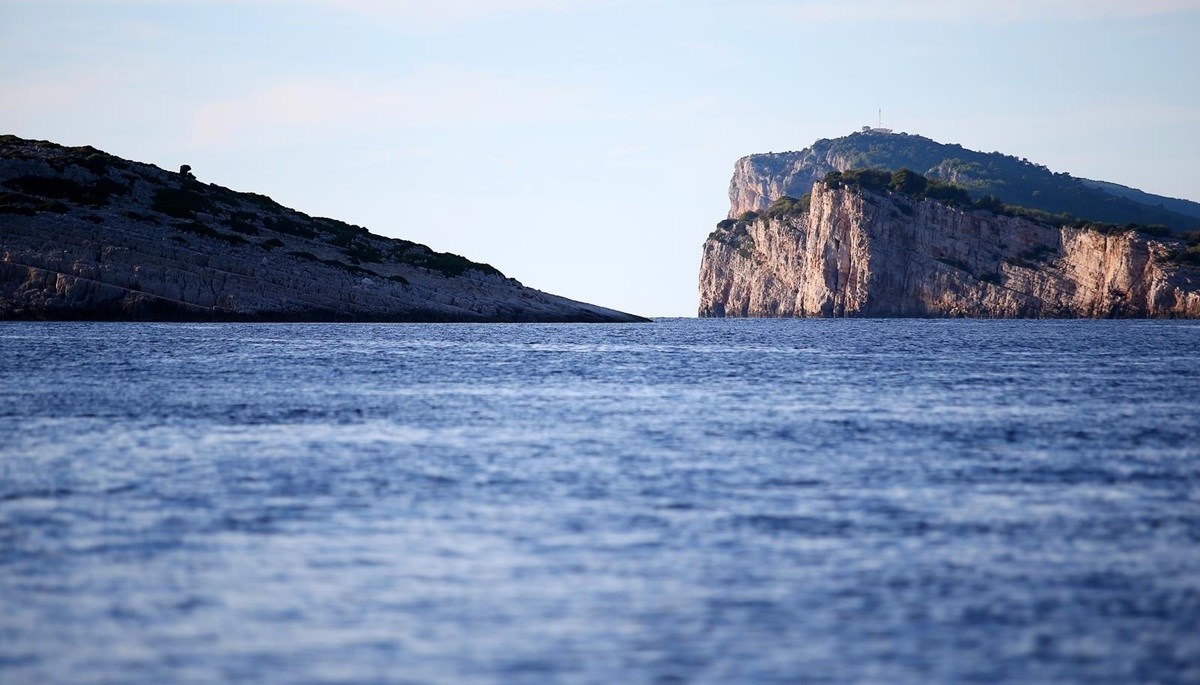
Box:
700 133 1200 318
0 136 645 322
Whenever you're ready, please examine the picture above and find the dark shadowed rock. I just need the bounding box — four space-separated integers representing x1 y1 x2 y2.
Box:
0 135 646 322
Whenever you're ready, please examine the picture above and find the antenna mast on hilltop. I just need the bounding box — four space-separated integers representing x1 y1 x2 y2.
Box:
862 109 893 134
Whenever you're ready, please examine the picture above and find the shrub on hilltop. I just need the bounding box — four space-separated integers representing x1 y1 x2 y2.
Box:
823 168 973 208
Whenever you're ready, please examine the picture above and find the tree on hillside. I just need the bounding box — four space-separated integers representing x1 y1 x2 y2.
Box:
890 169 926 195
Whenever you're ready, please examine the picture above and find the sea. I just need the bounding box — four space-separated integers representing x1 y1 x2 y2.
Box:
1 319 1198 684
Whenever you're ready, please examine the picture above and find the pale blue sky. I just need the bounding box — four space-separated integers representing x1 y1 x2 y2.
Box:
2 0 1198 316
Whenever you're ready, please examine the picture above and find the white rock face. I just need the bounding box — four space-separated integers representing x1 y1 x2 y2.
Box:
0 137 644 322
699 183 1200 318
727 147 865 219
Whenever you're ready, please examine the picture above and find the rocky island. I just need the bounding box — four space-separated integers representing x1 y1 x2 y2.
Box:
700 132 1200 318
0 136 645 322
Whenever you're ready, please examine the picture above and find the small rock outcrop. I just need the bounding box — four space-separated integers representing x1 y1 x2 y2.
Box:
700 180 1200 318
0 136 645 322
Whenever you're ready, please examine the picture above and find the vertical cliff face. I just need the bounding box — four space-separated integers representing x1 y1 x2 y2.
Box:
699 183 1200 318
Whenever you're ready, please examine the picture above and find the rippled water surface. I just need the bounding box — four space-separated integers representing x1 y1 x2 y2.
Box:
2 319 1199 684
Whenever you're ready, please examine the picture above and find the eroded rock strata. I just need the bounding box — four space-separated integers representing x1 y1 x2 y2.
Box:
699 182 1200 318
0 136 645 322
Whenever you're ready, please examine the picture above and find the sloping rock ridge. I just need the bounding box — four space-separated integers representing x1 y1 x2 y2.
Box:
0 135 645 322
728 131 1200 232
699 181 1200 318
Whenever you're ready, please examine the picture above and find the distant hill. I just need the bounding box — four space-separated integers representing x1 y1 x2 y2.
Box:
0 135 645 322
728 131 1200 232
1077 178 1200 220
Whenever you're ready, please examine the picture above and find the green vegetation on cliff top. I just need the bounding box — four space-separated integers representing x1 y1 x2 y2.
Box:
749 131 1200 232
822 168 1175 240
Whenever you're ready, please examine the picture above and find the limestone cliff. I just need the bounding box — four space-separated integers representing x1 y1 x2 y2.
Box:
728 146 856 220
0 136 645 322
699 182 1200 318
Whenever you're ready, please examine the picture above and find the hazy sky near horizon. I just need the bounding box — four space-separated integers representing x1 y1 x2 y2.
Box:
2 0 1198 316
